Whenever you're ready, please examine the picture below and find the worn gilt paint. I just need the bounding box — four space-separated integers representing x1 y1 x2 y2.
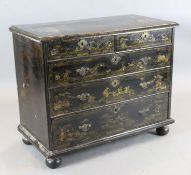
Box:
48 46 172 87
52 93 169 150
49 68 171 116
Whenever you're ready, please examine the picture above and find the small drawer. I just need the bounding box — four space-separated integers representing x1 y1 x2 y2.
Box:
48 46 172 87
49 68 171 116
52 93 169 150
117 28 172 51
47 35 114 60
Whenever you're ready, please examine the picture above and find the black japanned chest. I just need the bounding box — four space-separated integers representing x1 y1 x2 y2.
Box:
10 15 179 169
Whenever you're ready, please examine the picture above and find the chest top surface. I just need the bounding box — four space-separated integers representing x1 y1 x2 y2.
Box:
9 15 178 41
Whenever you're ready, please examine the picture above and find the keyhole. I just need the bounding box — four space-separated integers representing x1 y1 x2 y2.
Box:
142 32 149 39
78 39 88 48
114 106 120 114
112 79 120 87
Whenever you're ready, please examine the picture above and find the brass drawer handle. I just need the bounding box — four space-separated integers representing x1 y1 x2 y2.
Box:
77 93 90 101
50 48 59 56
76 67 90 76
139 81 152 89
76 93 96 102
78 123 92 132
139 74 165 90
140 56 151 65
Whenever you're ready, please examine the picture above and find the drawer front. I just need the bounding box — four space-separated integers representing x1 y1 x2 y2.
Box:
47 35 114 60
52 93 169 150
48 46 172 87
49 68 171 116
117 28 172 51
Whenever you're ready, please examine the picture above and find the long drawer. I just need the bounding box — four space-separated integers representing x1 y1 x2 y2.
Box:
49 68 171 116
52 93 169 150
48 46 172 87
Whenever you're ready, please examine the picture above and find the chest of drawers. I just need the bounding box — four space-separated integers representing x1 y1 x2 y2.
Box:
10 15 178 169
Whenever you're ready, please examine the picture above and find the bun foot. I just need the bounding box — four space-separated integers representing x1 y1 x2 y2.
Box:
156 126 169 136
22 138 32 145
45 157 62 169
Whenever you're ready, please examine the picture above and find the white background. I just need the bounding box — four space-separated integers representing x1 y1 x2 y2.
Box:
0 0 191 174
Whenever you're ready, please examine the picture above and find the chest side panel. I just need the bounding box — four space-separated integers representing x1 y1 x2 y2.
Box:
13 34 49 148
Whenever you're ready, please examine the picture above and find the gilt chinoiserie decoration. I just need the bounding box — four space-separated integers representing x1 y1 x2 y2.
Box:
9 15 178 169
